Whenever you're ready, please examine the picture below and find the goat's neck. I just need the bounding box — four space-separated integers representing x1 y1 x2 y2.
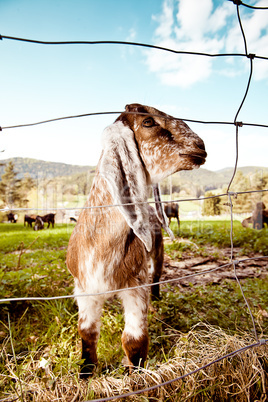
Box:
87 172 128 239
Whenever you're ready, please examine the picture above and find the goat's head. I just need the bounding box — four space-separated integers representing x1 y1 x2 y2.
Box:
99 103 206 252
117 103 206 183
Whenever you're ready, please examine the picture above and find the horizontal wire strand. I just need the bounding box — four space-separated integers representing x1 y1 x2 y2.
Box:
1 34 268 60
0 255 267 304
1 188 267 213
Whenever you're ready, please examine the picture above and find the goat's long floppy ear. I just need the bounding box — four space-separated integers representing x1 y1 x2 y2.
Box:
99 121 152 252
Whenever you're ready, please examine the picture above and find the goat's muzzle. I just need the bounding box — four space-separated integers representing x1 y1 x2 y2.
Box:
179 148 207 166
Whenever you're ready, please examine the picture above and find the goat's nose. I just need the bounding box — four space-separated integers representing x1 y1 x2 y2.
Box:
197 138 206 151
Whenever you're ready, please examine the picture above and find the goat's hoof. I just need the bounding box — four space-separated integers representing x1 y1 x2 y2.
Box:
79 364 95 379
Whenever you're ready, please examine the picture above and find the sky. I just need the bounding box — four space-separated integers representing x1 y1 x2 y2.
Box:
1 0 268 172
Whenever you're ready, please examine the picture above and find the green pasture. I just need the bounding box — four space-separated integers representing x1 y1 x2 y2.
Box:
0 222 267 400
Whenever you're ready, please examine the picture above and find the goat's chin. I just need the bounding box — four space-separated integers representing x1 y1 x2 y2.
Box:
179 155 206 170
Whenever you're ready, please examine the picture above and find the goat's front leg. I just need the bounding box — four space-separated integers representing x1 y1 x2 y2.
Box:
77 295 103 378
119 288 149 370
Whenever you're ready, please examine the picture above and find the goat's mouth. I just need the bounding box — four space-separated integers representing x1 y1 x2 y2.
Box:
179 152 207 166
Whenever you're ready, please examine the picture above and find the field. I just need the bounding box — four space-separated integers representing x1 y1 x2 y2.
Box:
0 221 267 401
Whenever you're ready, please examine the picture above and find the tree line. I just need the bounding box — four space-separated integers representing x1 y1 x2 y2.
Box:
0 161 267 217
202 170 268 215
0 161 35 210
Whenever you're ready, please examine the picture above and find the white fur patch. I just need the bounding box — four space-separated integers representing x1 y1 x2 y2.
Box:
149 258 155 275
119 290 148 339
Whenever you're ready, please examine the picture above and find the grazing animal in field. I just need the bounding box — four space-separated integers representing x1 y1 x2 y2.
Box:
24 214 37 227
7 212 17 223
164 202 180 228
41 213 56 228
66 103 206 377
70 217 77 223
34 216 44 231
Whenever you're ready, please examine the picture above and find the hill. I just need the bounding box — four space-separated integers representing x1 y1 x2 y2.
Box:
0 157 95 179
0 158 267 191
173 166 268 191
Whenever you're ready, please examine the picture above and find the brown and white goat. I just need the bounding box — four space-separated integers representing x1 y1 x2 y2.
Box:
66 103 207 377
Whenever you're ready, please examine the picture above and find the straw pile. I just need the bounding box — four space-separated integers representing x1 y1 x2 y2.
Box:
2 323 267 401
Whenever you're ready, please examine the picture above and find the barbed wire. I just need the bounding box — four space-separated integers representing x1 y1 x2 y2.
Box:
1 1 268 401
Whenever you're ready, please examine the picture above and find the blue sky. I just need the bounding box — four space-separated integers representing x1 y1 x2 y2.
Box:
1 0 268 171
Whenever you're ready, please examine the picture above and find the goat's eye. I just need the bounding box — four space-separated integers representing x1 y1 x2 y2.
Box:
142 117 154 127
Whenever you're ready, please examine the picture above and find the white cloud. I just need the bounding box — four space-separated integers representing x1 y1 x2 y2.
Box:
152 0 174 39
146 0 268 87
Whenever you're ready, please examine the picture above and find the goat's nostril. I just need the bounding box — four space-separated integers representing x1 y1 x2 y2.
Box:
197 140 206 151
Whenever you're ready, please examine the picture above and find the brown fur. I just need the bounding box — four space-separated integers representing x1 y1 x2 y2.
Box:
66 103 206 378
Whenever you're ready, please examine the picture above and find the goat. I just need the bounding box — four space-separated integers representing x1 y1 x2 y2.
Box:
24 214 37 227
66 103 206 378
7 212 17 223
164 202 180 228
41 213 56 228
34 215 44 231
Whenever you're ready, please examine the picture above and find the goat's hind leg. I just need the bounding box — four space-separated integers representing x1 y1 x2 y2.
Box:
150 231 164 301
77 295 104 378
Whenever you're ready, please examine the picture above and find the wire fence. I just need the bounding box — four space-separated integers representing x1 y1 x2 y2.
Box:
1 1 268 401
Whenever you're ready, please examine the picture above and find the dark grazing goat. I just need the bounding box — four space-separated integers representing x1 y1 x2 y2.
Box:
25 213 56 229
24 214 37 227
164 202 180 228
41 213 56 228
34 216 44 231
7 213 17 223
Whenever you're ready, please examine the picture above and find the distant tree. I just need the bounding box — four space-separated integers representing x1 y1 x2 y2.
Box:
202 191 222 216
17 174 36 206
249 171 268 207
0 162 35 208
228 171 252 213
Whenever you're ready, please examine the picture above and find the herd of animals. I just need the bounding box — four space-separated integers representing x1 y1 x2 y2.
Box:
3 104 268 378
6 201 267 231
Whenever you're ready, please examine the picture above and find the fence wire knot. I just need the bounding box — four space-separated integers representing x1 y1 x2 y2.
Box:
229 0 242 5
228 191 238 199
235 121 243 127
232 260 240 265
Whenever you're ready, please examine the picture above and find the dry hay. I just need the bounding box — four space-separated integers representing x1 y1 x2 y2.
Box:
89 323 267 401
2 323 267 402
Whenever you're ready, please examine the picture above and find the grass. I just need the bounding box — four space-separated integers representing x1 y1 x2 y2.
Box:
171 219 268 255
0 222 267 400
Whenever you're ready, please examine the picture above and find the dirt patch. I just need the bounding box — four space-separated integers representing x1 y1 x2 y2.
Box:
160 239 268 289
